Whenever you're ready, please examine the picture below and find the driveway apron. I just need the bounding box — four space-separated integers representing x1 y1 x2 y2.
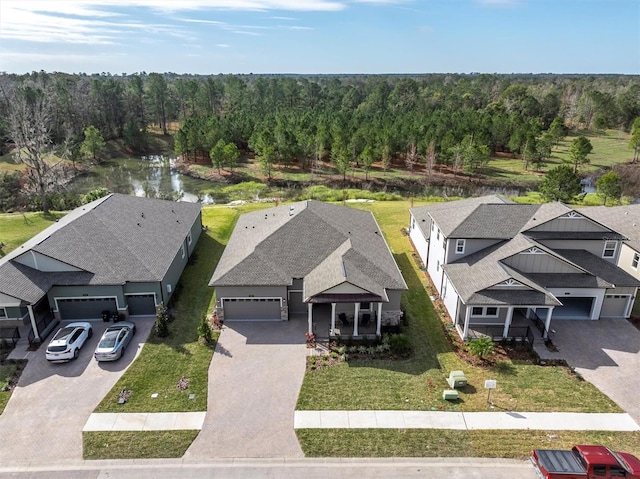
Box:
185 320 307 458
548 319 640 425
0 318 153 463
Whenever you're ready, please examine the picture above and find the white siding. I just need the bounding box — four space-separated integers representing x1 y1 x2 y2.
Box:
617 244 640 280
441 273 459 323
409 213 430 267
427 224 447 294
14 250 82 272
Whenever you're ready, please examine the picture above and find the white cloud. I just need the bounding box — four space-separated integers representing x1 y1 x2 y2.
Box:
216 43 230 47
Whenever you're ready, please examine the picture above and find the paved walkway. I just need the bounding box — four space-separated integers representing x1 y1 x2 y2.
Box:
184 320 308 458
294 410 640 431
83 412 206 431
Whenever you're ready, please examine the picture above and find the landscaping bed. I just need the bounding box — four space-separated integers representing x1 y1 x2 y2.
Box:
0 359 26 414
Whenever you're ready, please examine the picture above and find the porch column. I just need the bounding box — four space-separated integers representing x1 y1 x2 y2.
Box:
307 303 313 335
462 306 471 339
27 304 40 342
503 306 514 338
353 303 360 336
543 307 553 339
330 303 336 333
376 302 383 337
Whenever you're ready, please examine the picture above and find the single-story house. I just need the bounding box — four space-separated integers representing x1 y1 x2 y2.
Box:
0 193 202 342
210 200 407 337
408 196 640 341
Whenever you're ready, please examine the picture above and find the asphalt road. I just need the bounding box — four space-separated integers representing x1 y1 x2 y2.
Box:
0 458 538 479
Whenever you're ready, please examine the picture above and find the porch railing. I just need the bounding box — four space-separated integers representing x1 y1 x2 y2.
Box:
530 311 548 337
0 327 20 348
27 313 58 347
468 325 534 346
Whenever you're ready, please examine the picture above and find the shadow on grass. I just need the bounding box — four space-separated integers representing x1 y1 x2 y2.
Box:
492 361 517 375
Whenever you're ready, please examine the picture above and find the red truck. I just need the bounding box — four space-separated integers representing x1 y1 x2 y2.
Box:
531 445 640 479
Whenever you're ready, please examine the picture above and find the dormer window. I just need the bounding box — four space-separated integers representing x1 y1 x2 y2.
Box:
455 239 465 254
632 253 639 270
602 241 617 258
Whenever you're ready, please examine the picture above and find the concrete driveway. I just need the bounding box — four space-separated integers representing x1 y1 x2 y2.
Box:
545 319 640 425
185 320 308 458
0 318 153 463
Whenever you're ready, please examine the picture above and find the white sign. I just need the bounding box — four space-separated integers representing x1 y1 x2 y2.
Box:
484 379 497 389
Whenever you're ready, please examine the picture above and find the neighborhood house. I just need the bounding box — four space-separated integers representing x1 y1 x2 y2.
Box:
210 200 407 337
0 194 202 342
408 196 640 341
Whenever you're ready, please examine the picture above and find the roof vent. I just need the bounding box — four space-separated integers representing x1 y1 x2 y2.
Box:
137 223 141 227
141 212 145 218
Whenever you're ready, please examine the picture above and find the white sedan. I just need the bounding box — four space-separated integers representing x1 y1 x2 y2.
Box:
45 322 93 362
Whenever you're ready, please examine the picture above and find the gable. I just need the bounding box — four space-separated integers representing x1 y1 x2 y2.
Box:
488 278 531 290
502 247 584 274
13 250 84 273
0 291 22 307
320 282 371 295
526 211 612 234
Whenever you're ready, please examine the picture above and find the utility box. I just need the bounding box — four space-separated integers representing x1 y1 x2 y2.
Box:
447 370 468 389
442 389 459 401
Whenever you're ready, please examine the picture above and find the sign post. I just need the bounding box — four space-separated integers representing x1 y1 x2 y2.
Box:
484 379 497 406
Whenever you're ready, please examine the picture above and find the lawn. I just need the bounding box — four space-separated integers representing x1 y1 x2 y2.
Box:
0 211 65 256
297 429 640 459
0 360 25 414
83 430 199 459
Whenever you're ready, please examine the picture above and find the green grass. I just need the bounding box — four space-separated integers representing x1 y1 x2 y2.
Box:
0 211 65 256
83 430 199 459
297 429 640 458
297 201 620 414
0 153 23 174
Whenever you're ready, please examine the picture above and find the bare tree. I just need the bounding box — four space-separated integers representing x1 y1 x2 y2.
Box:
9 85 58 213
425 140 436 181
405 141 418 171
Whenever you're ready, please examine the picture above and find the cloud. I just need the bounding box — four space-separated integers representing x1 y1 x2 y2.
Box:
475 0 523 6
216 43 230 48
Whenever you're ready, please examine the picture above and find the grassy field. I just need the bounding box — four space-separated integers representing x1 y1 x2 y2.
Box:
0 211 65 256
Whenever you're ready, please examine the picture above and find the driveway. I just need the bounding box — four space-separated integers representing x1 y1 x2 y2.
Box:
185 320 308 458
0 318 153 463
546 319 640 424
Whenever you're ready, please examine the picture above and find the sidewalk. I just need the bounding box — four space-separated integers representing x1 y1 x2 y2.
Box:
294 410 640 431
83 412 206 432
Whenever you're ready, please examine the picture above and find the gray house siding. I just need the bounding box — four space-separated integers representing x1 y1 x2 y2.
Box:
528 216 610 233
538 240 620 263
446 238 501 263
49 284 126 320
160 240 191 306
503 252 580 274
187 212 203 257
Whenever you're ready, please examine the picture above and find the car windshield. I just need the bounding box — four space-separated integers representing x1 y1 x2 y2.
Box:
47 345 67 352
98 330 119 349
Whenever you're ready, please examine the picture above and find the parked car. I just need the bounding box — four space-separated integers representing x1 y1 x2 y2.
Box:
45 322 93 361
94 321 136 362
531 445 640 478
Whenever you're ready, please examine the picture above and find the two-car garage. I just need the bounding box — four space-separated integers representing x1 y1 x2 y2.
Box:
56 293 157 321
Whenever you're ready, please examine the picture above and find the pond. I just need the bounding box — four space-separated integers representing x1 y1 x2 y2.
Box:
68 156 216 203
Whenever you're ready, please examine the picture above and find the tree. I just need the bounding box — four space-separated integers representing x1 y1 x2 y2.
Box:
566 135 593 173
8 85 56 213
547 117 567 146
147 73 169 135
359 144 376 181
0 172 23 212
424 140 436 180
80 125 105 161
539 165 582 202
223 142 239 171
209 139 226 173
630 117 640 163
596 171 622 205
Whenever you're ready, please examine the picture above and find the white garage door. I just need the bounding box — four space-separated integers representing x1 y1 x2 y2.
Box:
57 297 118 321
223 298 282 321
600 295 630 318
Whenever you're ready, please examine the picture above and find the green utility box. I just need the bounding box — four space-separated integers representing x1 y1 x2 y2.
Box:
442 389 459 401
447 370 468 389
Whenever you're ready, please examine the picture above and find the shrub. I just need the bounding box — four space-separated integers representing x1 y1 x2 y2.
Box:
468 336 495 361
197 314 213 344
154 303 170 338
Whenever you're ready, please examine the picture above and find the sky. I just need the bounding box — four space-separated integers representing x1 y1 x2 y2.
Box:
0 0 638 75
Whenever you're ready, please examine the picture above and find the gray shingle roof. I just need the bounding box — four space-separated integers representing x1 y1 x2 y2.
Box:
409 195 510 238
449 204 540 239
467 290 560 306
210 201 407 298
579 205 640 252
552 249 640 287
0 194 201 303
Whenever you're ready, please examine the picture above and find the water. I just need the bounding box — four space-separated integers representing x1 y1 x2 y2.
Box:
68 156 217 203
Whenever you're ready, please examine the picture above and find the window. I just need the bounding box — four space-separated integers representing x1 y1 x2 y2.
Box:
471 307 483 316
436 260 440 272
436 230 440 240
593 465 606 476
603 240 617 258
610 466 626 477
0 308 7 319
486 307 498 316
360 302 370 310
187 231 192 245
181 243 186 259
455 239 465 254
633 252 640 270
411 218 415 230
471 306 499 317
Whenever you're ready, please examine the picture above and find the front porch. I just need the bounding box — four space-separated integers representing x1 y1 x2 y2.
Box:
301 302 383 340
459 306 553 343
